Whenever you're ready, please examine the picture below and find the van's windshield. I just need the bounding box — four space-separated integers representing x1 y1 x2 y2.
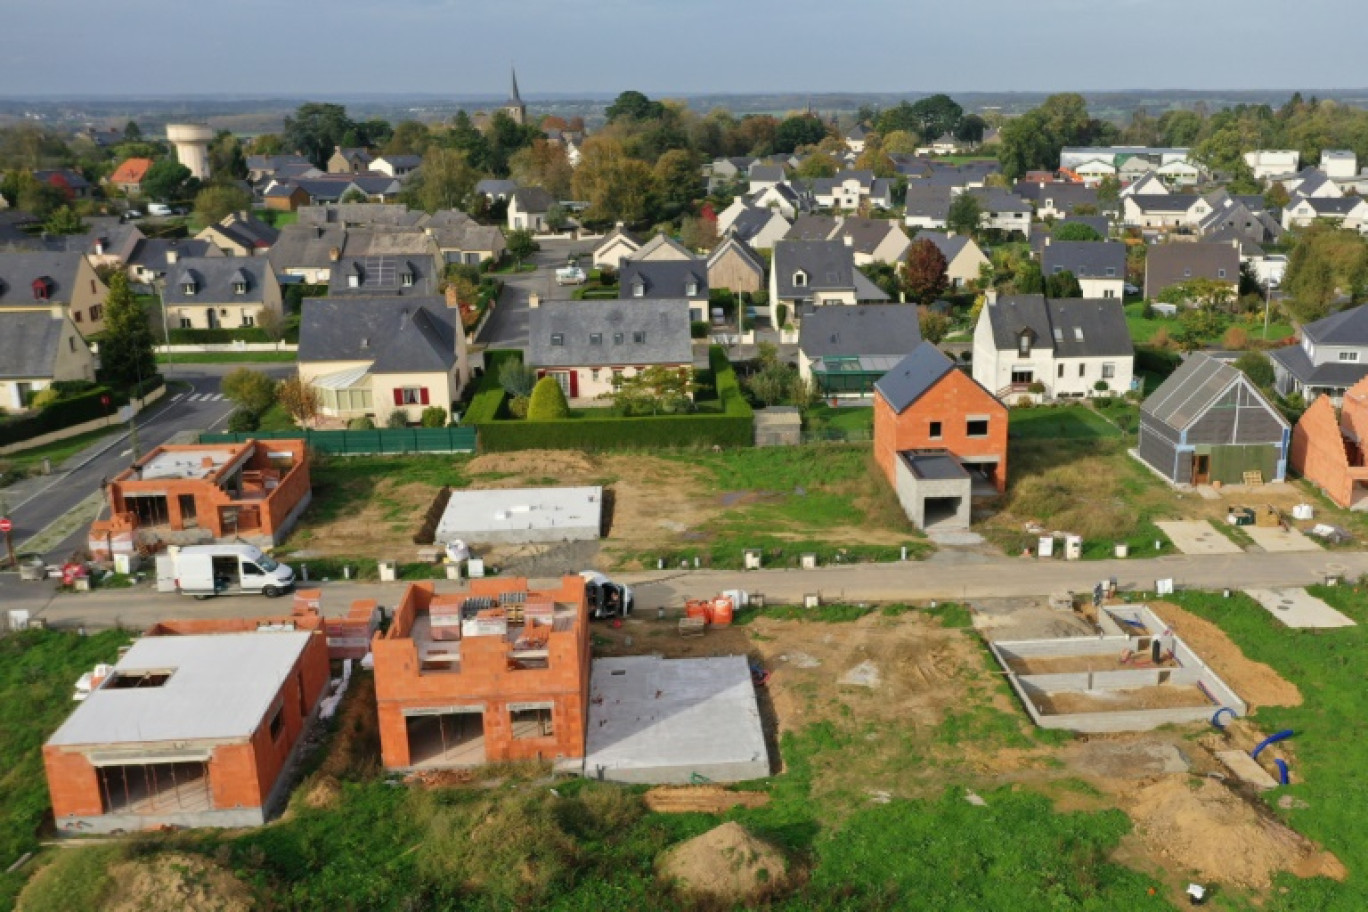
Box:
258 555 280 572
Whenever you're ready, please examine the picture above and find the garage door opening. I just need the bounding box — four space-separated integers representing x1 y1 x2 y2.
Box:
97 760 211 814
125 494 170 528
922 496 964 530
405 710 485 767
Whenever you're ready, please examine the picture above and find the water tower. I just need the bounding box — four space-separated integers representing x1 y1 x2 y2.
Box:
165 123 214 180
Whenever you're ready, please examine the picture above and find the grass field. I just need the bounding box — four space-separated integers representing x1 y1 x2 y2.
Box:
0 427 119 476
1123 302 1294 345
1009 405 1122 439
803 404 874 433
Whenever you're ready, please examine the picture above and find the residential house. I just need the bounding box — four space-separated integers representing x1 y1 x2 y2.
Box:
966 188 1032 237
297 203 423 229
913 231 990 288
720 204 791 250
747 182 810 219
973 293 1134 401
1282 195 1368 233
196 211 278 257
1276 167 1341 199
267 223 347 284
298 295 468 425
592 224 642 269
125 238 219 287
328 253 438 297
528 299 693 405
1244 150 1301 181
1122 193 1208 230
1156 159 1203 187
798 304 922 400
619 259 708 322
327 146 373 174
344 174 405 203
43 627 328 833
1138 352 1290 485
1197 191 1284 246
811 171 894 210
1291 375 1368 509
768 239 888 326
371 154 422 178
162 257 282 331
873 341 1009 530
34 169 91 201
372 578 591 770
508 187 555 231
1270 304 1368 403
917 160 1000 189
748 163 786 193
1014 181 1105 220
246 154 312 183
904 185 954 231
1120 171 1168 197
927 133 968 155
786 215 911 267
629 233 695 262
1322 150 1358 181
93 439 311 549
475 179 519 203
84 221 144 270
108 157 153 195
706 236 765 294
845 124 871 154
1143 241 1241 301
1073 159 1117 185
424 210 506 266
1039 240 1126 299
263 183 310 212
707 157 755 185
1060 147 1190 171
0 250 109 333
0 306 96 411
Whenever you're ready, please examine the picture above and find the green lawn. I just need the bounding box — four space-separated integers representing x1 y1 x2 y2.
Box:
256 402 297 432
804 403 873 433
258 210 298 229
156 351 297 365
0 427 121 474
1008 404 1122 439
1123 302 1294 345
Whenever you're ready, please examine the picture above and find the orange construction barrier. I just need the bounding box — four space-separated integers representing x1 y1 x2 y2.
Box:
710 596 734 627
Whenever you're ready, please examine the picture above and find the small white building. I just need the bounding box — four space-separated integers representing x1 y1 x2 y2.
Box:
1243 150 1301 181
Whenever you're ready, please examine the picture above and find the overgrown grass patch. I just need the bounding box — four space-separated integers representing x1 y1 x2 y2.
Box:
1009 405 1121 440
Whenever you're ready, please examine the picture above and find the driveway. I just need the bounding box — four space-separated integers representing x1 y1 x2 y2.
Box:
477 238 596 351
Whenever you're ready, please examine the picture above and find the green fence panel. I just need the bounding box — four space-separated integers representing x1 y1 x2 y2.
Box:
198 427 476 455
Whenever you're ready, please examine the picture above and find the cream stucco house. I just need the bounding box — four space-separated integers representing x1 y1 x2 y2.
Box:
0 306 96 412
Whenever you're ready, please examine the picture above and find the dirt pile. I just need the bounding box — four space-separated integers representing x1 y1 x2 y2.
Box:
658 822 788 902
103 853 254 912
1149 601 1302 709
644 785 770 814
1126 778 1343 889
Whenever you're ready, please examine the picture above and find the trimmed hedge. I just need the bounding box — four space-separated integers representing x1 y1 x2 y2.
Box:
169 327 271 344
1135 345 1182 379
0 375 165 447
471 346 753 451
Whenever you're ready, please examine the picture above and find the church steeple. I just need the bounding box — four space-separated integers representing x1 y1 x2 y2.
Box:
505 66 527 126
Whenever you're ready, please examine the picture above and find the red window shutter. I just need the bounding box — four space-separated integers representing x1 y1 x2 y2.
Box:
392 388 404 406
569 371 579 398
536 370 546 379
420 387 430 405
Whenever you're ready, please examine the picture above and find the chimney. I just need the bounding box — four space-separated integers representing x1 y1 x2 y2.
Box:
445 283 460 310
329 246 341 262
842 234 853 247
986 289 998 305
94 238 104 255
528 292 541 309
1044 236 1051 247
49 302 64 320
166 246 179 265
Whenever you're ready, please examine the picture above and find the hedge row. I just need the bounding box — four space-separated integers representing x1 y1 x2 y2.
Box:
169 327 272 344
463 349 521 424
0 375 165 447
711 344 753 418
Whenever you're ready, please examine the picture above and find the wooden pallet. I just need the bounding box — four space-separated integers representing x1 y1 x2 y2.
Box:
1243 470 1264 487
678 617 706 638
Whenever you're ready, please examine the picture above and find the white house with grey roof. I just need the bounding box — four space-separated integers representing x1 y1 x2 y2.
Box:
619 259 709 322
768 239 889 327
810 171 894 211
297 296 468 426
528 299 693 406
973 293 1134 401
0 306 96 411
1039 239 1126 299
162 257 282 331
1271 304 1368 404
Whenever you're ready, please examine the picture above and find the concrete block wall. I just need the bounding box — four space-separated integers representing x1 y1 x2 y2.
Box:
1292 396 1354 507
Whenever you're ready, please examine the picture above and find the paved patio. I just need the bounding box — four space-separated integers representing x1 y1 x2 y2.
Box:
1244 587 1356 628
1155 521 1242 556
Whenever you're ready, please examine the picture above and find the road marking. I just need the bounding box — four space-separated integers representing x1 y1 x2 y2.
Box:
119 449 132 457
172 393 184 402
208 393 224 401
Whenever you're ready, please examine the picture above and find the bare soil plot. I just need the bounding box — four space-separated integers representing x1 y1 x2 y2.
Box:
1148 600 1303 709
1033 684 1215 715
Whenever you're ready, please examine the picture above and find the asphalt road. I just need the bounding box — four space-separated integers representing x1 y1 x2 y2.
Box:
10 547 1364 631
477 238 596 350
1 363 294 563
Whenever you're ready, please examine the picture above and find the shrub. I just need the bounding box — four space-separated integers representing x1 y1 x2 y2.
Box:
227 408 260 432
420 406 448 427
386 410 409 428
498 358 537 398
527 376 570 420
29 387 62 410
347 416 376 430
508 395 530 419
776 303 789 327
1223 325 1250 350
1027 380 1045 394
0 376 165 447
167 327 270 344
222 368 276 416
691 320 710 339
1093 380 1110 393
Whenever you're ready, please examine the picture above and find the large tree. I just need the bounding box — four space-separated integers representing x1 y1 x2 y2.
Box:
996 94 1115 179
773 115 829 154
652 149 701 220
909 94 965 139
605 90 665 124
141 159 195 201
903 238 949 305
100 273 156 387
194 185 252 226
283 102 357 168
207 131 248 180
508 139 573 200
571 136 654 226
403 147 478 213
947 192 982 237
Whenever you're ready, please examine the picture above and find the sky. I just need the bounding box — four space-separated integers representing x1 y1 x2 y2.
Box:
1 0 1364 98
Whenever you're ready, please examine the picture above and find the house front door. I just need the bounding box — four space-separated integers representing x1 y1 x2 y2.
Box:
1193 454 1211 485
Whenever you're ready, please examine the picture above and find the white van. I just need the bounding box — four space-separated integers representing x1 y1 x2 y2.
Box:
147 203 174 217
166 544 295 599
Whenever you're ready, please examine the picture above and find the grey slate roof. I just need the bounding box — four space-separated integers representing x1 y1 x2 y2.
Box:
1130 193 1199 212
0 310 70 379
163 257 271 305
727 206 784 244
1302 303 1368 346
798 304 922 358
511 187 555 213
1041 241 1126 280
748 164 786 183
967 187 1031 213
268 223 347 271
298 296 455 374
476 179 519 198
619 259 708 299
786 215 840 242
706 236 765 275
1143 352 1288 431
1145 242 1240 298
772 240 856 298
874 342 957 413
904 185 953 220
0 250 86 306
529 300 692 368
1014 182 1103 213
298 204 422 227
127 238 217 273
913 230 972 263
206 212 278 251
1270 343 1368 388
983 295 1133 358
328 254 437 296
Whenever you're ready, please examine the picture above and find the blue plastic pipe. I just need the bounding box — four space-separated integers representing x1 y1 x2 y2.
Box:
1211 707 1237 730
1251 729 1295 760
1274 759 1290 785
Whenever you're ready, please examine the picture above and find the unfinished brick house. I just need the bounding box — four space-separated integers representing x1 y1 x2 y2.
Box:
44 626 329 833
373 578 590 770
873 341 1008 530
90 439 311 557
1291 375 1368 510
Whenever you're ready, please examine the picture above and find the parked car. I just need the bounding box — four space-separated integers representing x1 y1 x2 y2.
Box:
158 544 295 599
556 265 587 286
147 203 173 217
123 209 143 220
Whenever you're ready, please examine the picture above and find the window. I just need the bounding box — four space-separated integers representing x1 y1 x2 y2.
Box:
181 282 196 295
510 705 554 739
551 333 564 346
929 421 942 439
966 419 989 438
613 332 624 345
89 305 103 321
1102 363 1116 379
1217 269 1226 279
242 314 255 327
1183 269 1192 278
1105 267 1116 276
69 337 76 352
73 312 82 324
397 387 426 405
268 704 285 741
1339 352 1361 362
686 280 698 296
1052 266 1063 274
589 333 602 346
233 281 246 295
1057 363 1064 378
591 369 601 382
1012 369 1033 385
632 281 644 298
1017 334 1030 356
401 271 415 287
1078 363 1086 378
348 273 360 288
633 331 646 344
793 271 807 287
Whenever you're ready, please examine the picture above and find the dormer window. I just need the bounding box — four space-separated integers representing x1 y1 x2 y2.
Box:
632 279 645 298
233 281 247 295
181 281 196 296
686 280 698 296
348 273 360 288
793 270 807 287
401 269 415 288
634 331 646 344
1017 331 1031 357
31 277 52 301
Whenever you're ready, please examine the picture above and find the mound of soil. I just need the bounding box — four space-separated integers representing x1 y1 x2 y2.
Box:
644 785 770 814
103 853 253 912
1127 778 1343 889
1149 601 1303 710
659 822 787 902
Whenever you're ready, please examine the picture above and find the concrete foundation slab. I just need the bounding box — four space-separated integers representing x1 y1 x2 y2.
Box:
1244 587 1355 629
1216 750 1279 790
1155 521 1242 556
1244 526 1322 553
434 486 602 545
583 655 769 785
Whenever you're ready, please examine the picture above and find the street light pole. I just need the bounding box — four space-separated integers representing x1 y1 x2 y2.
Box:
1263 279 1273 341
156 276 170 349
